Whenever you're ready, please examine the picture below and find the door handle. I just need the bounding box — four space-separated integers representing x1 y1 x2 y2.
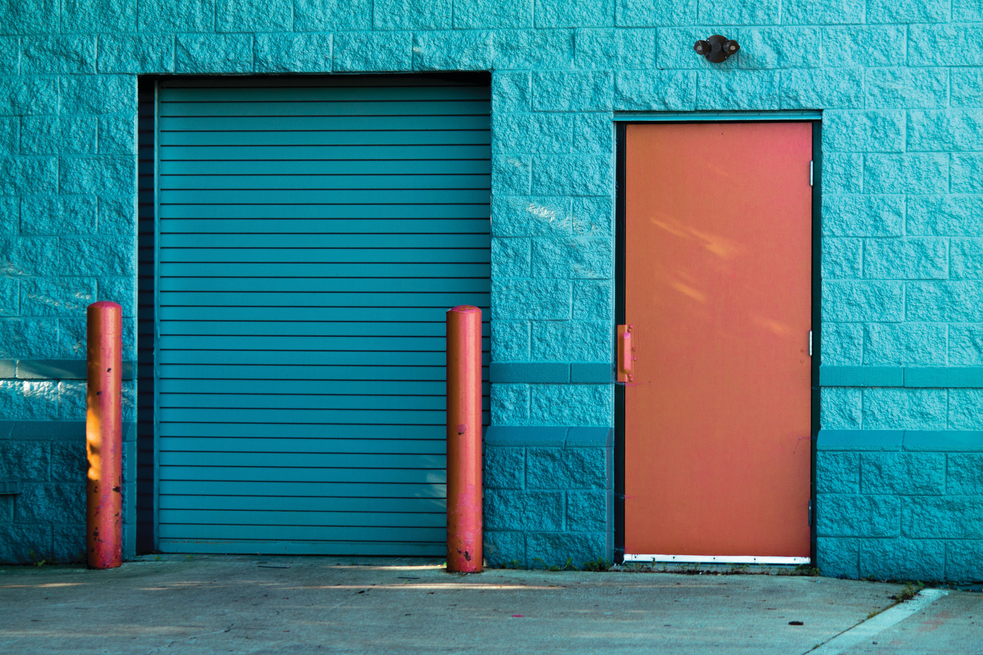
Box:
617 324 633 383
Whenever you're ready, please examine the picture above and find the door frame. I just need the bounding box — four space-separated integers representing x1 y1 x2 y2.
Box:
613 114 824 566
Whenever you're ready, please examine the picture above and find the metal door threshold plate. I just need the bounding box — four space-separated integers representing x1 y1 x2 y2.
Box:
624 554 811 565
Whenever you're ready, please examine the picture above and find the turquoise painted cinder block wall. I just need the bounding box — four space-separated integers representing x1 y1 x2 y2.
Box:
1 0 982 578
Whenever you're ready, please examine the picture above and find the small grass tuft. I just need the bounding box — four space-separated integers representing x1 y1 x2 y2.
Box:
581 558 612 572
891 581 925 603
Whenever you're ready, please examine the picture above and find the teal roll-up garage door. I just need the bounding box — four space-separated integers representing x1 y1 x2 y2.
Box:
155 76 490 555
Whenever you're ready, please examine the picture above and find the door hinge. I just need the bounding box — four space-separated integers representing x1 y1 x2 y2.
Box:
809 330 813 356
809 161 814 187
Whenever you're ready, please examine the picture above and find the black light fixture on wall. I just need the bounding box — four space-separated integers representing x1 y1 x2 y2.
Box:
694 35 740 63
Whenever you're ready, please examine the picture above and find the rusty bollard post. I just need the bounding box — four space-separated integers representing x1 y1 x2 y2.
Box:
446 305 483 572
86 301 123 569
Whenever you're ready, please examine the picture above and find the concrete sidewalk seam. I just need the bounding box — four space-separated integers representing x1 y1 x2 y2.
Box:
807 589 949 655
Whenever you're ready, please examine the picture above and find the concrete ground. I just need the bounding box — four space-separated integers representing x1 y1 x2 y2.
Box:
0 556 979 654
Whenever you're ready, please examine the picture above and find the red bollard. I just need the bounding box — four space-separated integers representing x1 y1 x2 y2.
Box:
446 305 483 573
86 301 123 569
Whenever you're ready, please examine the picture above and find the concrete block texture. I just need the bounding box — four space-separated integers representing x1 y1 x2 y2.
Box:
454 0 532 29
412 31 492 70
821 238 861 280
858 538 945 581
816 494 901 538
822 194 904 238
908 196 983 237
816 452 860 494
823 281 904 322
137 0 215 33
783 0 864 25
526 532 607 568
14 482 85 524
864 68 948 110
255 34 333 73
526 447 606 490
822 323 863 366
614 70 695 111
862 322 947 367
949 391 983 430
484 489 563 531
537 0 614 28
373 0 451 30
493 29 574 70
216 0 292 32
574 29 657 70
951 155 983 194
736 28 821 70
482 530 525 566
781 69 864 110
862 388 947 431
906 282 983 322
909 25 983 68
21 36 96 74
821 388 862 430
861 453 945 495
908 111 983 153
532 71 613 112
817 537 860 579
863 154 948 196
946 540 983 581
864 237 948 281
483 446 525 489
903 497 983 539
946 454 983 495
824 111 906 153
176 35 254 73
62 0 137 33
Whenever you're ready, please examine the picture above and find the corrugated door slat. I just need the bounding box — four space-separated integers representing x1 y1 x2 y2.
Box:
156 76 490 556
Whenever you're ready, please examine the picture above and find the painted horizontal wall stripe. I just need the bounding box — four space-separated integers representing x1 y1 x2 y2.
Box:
0 421 137 442
489 362 613 384
820 366 903 387
0 481 23 495
904 368 983 388
0 361 137 380
819 366 983 388
817 430 983 452
485 426 613 448
490 362 569 383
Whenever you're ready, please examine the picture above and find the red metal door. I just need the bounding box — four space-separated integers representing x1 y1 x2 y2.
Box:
623 122 813 561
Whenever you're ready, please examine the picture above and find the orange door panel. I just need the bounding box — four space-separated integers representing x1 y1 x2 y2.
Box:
624 122 813 559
